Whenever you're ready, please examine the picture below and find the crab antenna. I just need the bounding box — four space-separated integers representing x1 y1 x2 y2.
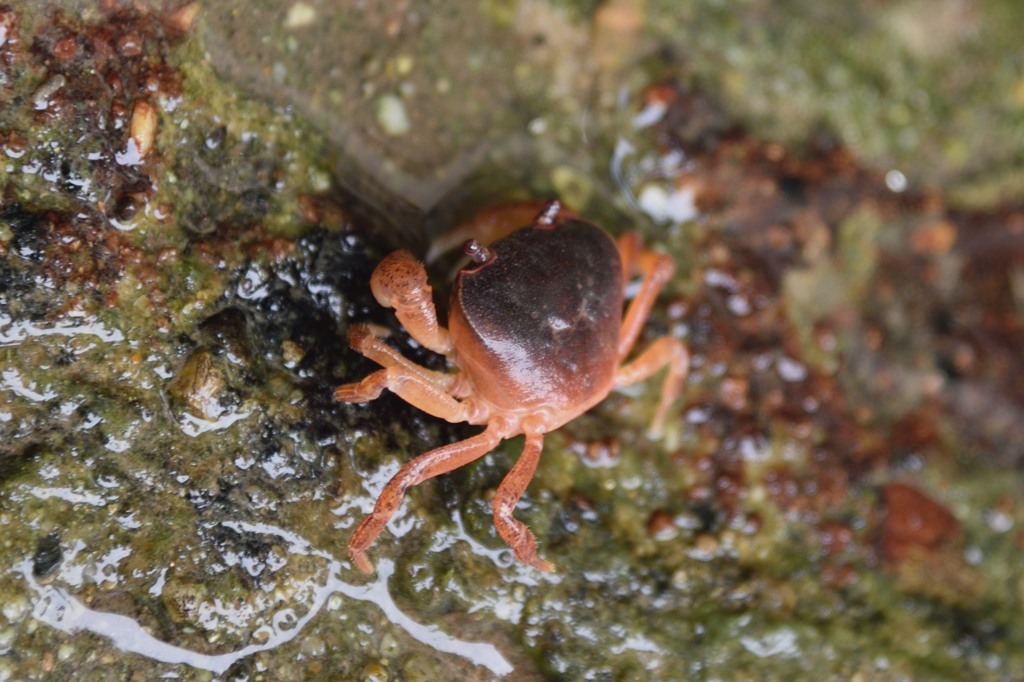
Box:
533 200 562 229
463 239 493 264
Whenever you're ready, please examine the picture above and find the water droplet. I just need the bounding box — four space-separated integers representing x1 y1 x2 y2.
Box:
885 169 907 192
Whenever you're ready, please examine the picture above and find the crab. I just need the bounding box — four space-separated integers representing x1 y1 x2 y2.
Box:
335 200 688 573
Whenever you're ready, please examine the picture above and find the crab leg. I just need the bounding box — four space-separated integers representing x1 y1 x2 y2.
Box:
348 423 504 573
370 250 452 354
425 200 552 264
611 232 685 434
615 233 675 361
615 336 689 436
336 324 478 422
335 367 471 423
341 323 457 391
616 231 639 290
492 432 553 572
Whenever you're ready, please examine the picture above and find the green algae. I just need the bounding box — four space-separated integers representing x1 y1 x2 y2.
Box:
647 0 1024 209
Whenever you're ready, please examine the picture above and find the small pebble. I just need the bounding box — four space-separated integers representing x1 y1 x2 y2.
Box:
376 94 410 136
130 99 158 159
284 2 317 29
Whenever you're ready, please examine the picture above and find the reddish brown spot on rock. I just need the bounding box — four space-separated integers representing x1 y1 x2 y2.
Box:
2 129 25 156
567 436 620 467
646 509 677 541
51 34 77 60
818 520 854 557
718 375 749 412
640 82 677 109
878 482 960 564
116 31 142 57
0 6 19 55
820 562 858 588
164 2 200 34
910 219 957 255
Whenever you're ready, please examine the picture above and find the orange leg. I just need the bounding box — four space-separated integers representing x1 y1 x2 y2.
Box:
425 200 555 264
615 336 689 436
348 423 504 573
335 326 471 425
615 233 675 361
616 232 639 290
492 432 553 572
335 367 472 424
341 323 455 392
425 200 585 263
369 250 452 354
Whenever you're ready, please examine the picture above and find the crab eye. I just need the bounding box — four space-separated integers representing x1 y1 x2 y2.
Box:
463 239 494 265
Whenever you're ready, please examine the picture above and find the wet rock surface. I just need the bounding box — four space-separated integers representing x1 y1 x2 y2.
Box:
1 1 1023 681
